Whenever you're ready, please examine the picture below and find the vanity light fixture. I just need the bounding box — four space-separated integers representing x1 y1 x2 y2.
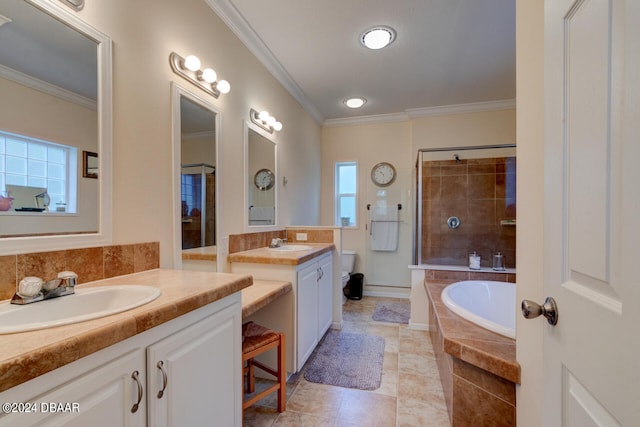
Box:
250 108 283 133
360 26 396 50
169 52 231 98
344 97 367 109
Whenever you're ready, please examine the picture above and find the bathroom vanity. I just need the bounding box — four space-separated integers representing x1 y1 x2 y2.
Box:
0 269 251 427
228 243 335 372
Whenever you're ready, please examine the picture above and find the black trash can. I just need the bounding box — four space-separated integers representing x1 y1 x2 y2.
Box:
344 273 364 300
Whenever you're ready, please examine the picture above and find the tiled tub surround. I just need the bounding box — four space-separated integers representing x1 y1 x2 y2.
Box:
424 265 517 284
426 279 520 426
421 156 516 268
0 269 252 392
0 242 160 301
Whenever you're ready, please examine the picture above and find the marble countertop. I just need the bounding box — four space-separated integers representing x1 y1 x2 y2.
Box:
182 245 217 261
425 280 520 384
0 269 252 392
227 243 334 266
241 280 292 318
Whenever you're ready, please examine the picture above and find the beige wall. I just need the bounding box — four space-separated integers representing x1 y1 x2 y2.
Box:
515 0 544 425
321 110 515 289
70 0 322 267
321 121 412 288
411 109 516 153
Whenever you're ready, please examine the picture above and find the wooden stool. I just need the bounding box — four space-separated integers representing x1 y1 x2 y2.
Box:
242 321 286 412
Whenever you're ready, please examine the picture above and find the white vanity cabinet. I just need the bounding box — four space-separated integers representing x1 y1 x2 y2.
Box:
316 254 333 339
0 349 147 427
0 295 242 427
147 301 239 427
297 254 333 367
230 251 333 371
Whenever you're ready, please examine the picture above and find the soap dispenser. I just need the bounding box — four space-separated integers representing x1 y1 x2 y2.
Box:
469 252 481 270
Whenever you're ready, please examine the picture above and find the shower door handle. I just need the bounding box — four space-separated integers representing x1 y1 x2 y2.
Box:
521 297 558 326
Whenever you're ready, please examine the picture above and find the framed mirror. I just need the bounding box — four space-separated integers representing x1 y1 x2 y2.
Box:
0 0 112 254
246 123 276 229
172 83 219 270
82 151 98 179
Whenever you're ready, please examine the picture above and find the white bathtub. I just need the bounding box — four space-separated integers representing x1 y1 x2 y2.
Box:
441 280 516 339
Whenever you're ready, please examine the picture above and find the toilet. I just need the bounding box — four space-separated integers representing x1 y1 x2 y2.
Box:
341 249 356 303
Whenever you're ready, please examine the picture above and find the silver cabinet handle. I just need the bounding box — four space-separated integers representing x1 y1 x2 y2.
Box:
131 370 143 413
521 297 558 326
157 360 168 399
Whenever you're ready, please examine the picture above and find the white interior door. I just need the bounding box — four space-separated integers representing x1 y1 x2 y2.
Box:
542 0 640 425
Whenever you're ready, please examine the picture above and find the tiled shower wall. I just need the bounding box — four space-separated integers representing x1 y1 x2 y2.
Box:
421 157 516 268
0 242 159 301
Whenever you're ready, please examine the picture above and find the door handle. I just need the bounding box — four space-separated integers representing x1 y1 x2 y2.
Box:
131 370 143 413
521 297 558 326
156 360 168 399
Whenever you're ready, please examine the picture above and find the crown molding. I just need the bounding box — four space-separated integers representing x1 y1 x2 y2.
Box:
0 64 97 110
204 0 324 124
182 131 216 141
323 99 516 128
323 112 410 128
405 99 516 118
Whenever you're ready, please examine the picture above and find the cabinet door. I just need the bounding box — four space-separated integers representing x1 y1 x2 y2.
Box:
317 254 333 338
0 349 146 427
297 262 319 368
147 302 241 427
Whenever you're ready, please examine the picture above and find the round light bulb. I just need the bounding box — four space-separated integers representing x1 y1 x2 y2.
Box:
201 68 217 83
273 121 283 131
266 116 277 127
258 111 270 122
183 55 201 71
344 97 367 109
361 27 396 50
216 79 230 94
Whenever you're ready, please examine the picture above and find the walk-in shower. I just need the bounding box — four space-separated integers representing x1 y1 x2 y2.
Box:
414 145 516 269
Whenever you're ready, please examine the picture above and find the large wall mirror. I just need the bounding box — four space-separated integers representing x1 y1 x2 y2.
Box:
0 0 112 254
172 84 219 270
246 124 276 229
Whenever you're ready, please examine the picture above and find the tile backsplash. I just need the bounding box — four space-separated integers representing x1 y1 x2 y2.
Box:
228 228 335 254
0 242 159 301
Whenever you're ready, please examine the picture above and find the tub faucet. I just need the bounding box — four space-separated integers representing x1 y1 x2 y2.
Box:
11 271 77 305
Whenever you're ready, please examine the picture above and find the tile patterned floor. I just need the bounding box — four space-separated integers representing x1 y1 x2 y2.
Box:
243 296 451 426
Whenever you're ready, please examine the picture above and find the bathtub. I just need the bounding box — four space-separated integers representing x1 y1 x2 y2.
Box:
441 280 516 339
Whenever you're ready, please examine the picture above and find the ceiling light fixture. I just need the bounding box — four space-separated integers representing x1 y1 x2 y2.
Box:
360 26 396 50
344 97 367 109
169 52 231 98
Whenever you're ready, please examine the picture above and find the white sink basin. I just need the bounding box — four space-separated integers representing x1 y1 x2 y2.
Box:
267 244 313 252
0 285 161 334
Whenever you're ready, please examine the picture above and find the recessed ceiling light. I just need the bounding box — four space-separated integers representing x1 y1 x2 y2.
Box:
344 97 367 109
360 26 396 50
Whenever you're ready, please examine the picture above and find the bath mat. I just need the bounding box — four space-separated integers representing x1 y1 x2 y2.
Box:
303 331 385 390
372 301 410 324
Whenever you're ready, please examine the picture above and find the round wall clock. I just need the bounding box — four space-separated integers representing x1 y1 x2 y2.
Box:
370 162 396 187
254 168 274 190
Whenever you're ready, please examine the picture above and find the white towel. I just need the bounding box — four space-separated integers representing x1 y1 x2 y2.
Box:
369 206 399 251
249 206 274 224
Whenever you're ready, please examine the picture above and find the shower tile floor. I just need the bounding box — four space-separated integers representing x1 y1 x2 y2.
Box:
243 296 451 426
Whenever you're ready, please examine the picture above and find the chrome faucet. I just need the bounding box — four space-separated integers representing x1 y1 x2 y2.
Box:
269 238 287 248
11 271 77 305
